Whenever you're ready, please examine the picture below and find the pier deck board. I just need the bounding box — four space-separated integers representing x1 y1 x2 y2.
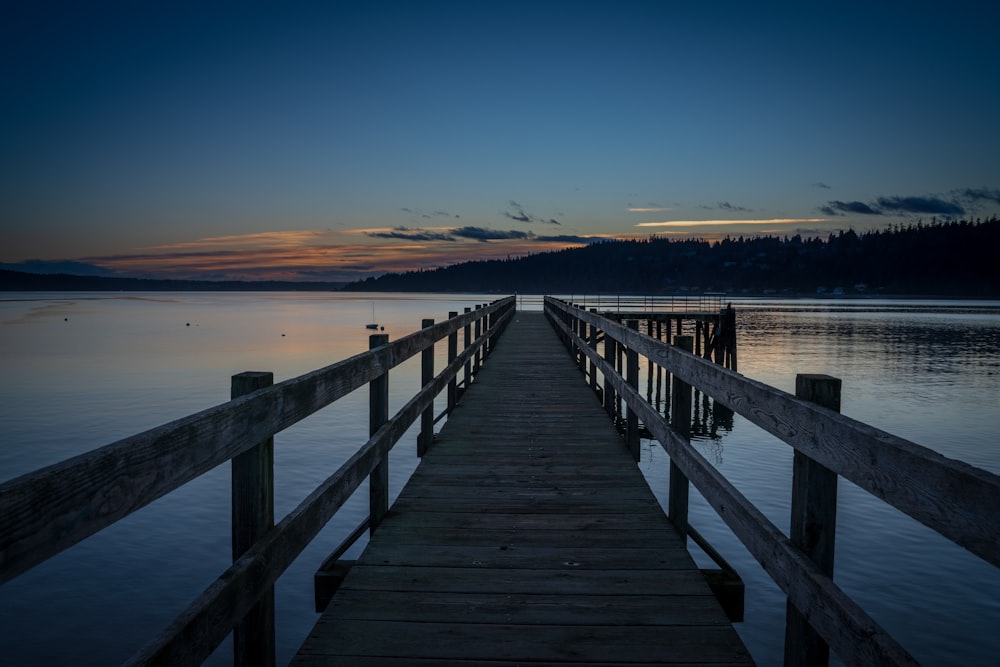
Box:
292 311 753 666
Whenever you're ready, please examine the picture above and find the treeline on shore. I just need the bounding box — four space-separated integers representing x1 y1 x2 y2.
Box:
3 217 997 296
344 217 1000 296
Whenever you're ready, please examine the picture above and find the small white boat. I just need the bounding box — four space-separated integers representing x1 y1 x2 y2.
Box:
365 302 379 330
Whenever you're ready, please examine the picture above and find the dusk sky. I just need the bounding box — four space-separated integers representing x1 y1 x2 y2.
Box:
3 1 999 281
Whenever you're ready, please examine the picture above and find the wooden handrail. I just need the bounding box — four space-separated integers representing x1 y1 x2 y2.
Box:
0 298 514 586
544 296 1000 666
124 302 516 665
1 297 514 664
546 297 1000 569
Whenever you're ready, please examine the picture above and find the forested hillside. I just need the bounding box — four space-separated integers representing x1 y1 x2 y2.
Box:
344 218 1000 296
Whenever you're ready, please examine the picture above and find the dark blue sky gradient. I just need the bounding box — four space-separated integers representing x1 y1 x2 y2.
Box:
3 1 999 280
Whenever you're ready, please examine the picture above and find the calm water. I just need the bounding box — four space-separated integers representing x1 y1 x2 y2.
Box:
1 293 998 665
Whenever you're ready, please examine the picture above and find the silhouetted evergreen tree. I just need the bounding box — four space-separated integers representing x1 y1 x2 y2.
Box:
342 217 1000 296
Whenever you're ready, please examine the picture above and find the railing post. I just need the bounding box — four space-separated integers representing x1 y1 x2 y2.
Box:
368 334 390 534
230 371 275 667
447 311 458 412
577 308 586 373
589 308 598 392
474 306 483 374
784 374 841 667
463 307 472 390
485 307 493 357
603 326 617 419
669 335 693 543
418 318 435 457
625 320 640 461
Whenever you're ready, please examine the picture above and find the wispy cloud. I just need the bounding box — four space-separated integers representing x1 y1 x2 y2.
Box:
953 187 1000 207
817 189 991 218
698 202 752 212
366 226 456 242
502 200 561 225
819 200 881 216
813 182 832 189
138 230 327 251
79 224 607 281
453 227 531 242
401 207 460 220
876 195 964 216
637 218 825 227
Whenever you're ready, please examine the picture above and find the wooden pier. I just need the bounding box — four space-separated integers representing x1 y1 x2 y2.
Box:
2 295 998 666
292 312 752 665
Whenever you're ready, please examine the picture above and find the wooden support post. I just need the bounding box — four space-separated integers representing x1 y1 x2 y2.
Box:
486 308 493 357
784 374 841 667
419 319 435 457
368 334 389 532
669 336 693 543
626 320 640 461
645 320 654 402
463 307 472 390
231 371 275 667
603 331 616 419
447 311 458 413
577 310 586 373
655 320 663 412
695 320 702 357
589 308 598 392
726 306 738 372
474 306 482 374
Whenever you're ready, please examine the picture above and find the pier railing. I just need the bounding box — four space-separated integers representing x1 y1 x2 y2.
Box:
544 296 1000 667
0 296 516 666
517 292 725 313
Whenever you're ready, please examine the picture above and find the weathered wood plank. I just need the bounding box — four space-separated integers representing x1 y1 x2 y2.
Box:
298 620 750 664
322 589 726 625
341 543 699 569
295 660 748 667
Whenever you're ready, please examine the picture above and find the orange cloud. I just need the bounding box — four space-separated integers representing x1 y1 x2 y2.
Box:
137 230 330 250
82 227 614 281
637 218 827 227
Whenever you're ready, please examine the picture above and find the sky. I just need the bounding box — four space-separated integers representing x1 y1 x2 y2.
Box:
3 1 999 282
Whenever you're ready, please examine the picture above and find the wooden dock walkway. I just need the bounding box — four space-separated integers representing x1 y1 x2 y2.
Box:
292 311 753 666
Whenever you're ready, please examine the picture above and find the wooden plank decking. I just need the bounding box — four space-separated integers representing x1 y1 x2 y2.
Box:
292 311 753 666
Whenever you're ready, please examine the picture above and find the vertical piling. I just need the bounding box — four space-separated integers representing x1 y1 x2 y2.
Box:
231 371 276 667
668 336 693 543
368 334 389 531
626 320 640 461
447 312 458 413
419 319 435 457
784 374 841 667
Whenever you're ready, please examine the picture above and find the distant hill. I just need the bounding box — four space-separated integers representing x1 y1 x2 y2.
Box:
0 270 345 292
343 217 1000 297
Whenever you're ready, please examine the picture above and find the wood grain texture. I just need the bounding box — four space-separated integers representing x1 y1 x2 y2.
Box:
292 311 751 666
